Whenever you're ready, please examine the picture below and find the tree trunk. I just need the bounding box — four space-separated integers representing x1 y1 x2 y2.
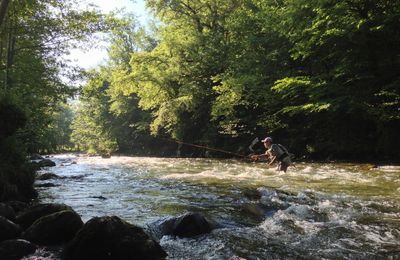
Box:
0 0 11 28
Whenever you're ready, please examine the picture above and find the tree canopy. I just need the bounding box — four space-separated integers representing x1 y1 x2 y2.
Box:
1 0 399 161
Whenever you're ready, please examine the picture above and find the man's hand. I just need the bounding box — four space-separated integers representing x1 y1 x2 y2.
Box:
249 154 259 161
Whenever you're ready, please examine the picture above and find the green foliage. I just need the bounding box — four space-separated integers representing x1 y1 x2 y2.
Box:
70 0 400 160
0 0 115 201
70 70 118 155
0 95 27 138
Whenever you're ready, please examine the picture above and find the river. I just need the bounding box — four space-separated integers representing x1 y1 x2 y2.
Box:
35 154 400 259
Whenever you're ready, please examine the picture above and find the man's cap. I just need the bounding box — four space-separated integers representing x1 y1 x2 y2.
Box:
261 137 273 143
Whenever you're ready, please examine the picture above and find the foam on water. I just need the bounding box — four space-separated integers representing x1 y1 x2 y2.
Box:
36 154 400 259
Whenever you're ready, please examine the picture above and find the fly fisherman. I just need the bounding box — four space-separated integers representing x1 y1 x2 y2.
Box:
250 137 292 172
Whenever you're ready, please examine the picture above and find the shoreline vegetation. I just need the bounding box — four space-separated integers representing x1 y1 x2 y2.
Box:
0 0 399 258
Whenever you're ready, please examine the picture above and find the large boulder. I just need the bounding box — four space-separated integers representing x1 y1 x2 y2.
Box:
152 212 213 239
170 212 213 238
0 239 37 260
62 216 167 260
38 158 56 167
0 216 22 242
16 203 73 229
23 210 83 245
0 202 16 221
5 201 28 214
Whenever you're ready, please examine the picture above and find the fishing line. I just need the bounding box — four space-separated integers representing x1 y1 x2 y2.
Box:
160 137 248 158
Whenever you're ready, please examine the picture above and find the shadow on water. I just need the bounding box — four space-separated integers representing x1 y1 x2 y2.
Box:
36 154 400 259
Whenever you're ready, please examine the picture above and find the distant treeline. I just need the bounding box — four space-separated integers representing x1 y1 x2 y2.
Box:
72 0 400 161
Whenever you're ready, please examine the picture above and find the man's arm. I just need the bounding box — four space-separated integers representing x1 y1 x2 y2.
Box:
268 156 277 165
250 152 271 161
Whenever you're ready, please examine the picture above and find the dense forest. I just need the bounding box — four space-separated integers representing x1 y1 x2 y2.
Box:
1 0 399 201
71 0 400 160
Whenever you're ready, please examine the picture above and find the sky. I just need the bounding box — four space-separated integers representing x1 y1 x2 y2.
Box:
67 0 150 69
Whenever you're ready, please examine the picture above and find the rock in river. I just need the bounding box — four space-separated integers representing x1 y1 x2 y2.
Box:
0 202 16 221
23 210 83 245
16 203 73 229
62 216 167 260
36 172 60 180
0 239 37 260
151 212 213 239
0 216 22 242
38 159 56 167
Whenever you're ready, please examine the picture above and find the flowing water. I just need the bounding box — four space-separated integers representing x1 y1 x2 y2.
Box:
36 154 400 259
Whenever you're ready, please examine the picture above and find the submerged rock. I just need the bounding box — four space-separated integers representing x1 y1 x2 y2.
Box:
0 216 22 242
0 239 37 259
38 159 56 167
242 203 269 220
62 216 167 260
152 212 213 239
36 172 60 180
34 183 60 188
242 189 262 200
90 195 107 200
16 203 73 229
23 210 83 245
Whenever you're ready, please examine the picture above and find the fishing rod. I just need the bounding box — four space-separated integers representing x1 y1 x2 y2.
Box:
160 137 249 158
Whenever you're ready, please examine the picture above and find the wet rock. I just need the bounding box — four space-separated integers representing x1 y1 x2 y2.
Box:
62 216 167 260
36 172 60 180
67 174 91 180
148 217 176 240
23 210 83 245
4 201 28 214
0 216 22 242
0 239 37 259
16 203 73 229
90 195 107 200
0 202 16 221
34 183 60 188
285 205 328 222
391 229 400 240
172 213 213 237
38 159 56 167
230 256 247 260
242 189 262 200
282 219 305 235
101 154 111 158
242 203 267 220
154 212 213 238
29 161 41 171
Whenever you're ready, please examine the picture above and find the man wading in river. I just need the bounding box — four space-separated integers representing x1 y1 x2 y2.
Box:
251 137 292 172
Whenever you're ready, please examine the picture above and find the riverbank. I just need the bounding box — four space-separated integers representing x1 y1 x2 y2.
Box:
0 155 224 259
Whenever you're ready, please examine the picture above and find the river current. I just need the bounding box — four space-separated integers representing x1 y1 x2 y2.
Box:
36 154 400 259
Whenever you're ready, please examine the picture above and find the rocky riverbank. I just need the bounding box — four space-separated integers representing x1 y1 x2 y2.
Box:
0 156 215 259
